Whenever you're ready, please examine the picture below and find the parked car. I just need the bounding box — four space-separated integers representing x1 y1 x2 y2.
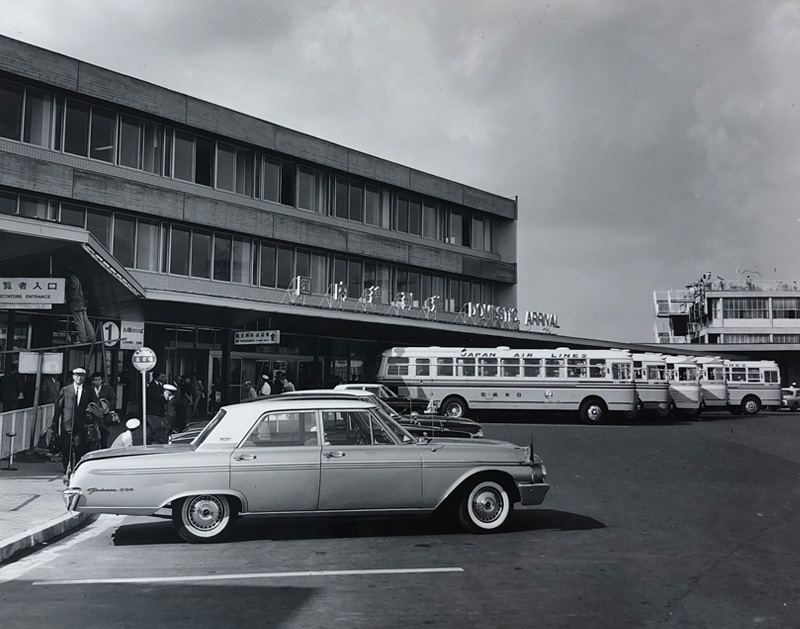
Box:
781 385 800 411
335 383 432 414
65 395 548 542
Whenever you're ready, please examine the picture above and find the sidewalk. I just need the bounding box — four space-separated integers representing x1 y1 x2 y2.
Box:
0 450 93 565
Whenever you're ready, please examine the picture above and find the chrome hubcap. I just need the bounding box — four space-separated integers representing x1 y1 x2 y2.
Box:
188 497 224 531
472 487 502 523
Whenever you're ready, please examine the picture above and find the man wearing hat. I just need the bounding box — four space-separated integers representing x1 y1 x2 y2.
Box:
50 367 99 473
163 383 186 433
258 374 272 397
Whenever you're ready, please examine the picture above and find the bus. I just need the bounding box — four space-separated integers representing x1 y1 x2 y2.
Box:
723 360 781 415
695 356 728 411
662 356 702 417
626 354 670 419
376 346 636 425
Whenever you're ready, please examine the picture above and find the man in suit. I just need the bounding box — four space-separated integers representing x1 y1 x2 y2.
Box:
51 367 99 473
91 371 117 448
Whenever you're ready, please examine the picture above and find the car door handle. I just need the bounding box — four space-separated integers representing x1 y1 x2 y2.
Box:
323 451 346 458
234 454 257 461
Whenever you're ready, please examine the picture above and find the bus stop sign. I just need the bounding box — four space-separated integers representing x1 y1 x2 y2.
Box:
132 347 157 373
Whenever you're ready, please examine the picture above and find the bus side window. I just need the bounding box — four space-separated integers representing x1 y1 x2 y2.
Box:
589 359 606 378
415 358 430 376
387 357 409 376
612 362 631 380
437 358 454 376
523 359 541 377
545 358 562 378
501 358 520 377
457 357 476 377
567 359 587 378
766 370 779 383
730 367 746 382
479 358 498 377
747 368 760 383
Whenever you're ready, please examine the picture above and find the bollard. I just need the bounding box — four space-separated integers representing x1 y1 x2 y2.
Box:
3 431 18 471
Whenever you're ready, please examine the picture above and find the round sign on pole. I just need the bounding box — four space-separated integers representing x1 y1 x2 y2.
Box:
102 321 120 347
132 347 157 373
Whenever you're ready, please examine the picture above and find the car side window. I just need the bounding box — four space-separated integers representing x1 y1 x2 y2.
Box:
242 411 318 447
321 410 394 446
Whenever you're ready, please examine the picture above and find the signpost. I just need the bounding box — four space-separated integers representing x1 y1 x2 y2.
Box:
132 347 157 445
234 330 280 345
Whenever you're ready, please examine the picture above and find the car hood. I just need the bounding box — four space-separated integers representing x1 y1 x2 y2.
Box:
415 437 541 465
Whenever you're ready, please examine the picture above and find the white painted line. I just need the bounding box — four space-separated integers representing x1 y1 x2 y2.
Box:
0 515 126 584
34 566 464 586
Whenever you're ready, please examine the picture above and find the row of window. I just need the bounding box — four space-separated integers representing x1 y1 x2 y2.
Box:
0 78 496 252
719 298 800 319
386 356 627 379
0 189 495 310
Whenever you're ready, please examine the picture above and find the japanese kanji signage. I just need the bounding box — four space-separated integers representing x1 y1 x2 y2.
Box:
120 320 145 350
234 330 280 345
0 278 65 308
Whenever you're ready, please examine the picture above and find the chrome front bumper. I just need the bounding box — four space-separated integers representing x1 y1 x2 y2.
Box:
63 488 82 512
517 482 550 506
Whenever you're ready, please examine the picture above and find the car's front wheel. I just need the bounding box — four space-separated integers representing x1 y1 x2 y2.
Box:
457 479 513 533
173 494 236 543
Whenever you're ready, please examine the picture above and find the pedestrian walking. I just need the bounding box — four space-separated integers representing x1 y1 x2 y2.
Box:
281 374 296 392
243 380 257 399
163 383 186 433
50 367 99 473
258 374 272 396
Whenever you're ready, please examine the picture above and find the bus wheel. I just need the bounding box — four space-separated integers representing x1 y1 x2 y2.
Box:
579 397 607 425
741 396 761 416
622 400 642 420
683 407 702 420
441 396 468 418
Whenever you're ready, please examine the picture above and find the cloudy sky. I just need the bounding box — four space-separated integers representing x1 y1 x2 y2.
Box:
3 0 799 342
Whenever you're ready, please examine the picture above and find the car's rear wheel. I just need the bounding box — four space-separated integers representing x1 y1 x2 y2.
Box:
457 479 513 533
741 396 761 416
173 494 236 543
791 402 799 412
441 396 468 418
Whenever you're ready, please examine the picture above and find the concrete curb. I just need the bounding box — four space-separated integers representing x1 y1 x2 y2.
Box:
0 512 95 565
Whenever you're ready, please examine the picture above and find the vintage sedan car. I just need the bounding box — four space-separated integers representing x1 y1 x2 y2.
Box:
781 385 800 411
65 396 548 543
334 383 432 414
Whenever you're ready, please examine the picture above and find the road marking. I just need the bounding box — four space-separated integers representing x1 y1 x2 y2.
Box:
34 566 464 586
0 515 126 584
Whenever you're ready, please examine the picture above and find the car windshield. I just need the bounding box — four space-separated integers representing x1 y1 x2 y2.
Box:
377 385 399 399
369 401 416 443
192 408 226 445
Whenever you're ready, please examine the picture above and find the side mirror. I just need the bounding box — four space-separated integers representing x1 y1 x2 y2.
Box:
125 418 141 431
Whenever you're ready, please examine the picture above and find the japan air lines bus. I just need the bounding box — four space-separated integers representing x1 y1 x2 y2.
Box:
723 360 781 415
626 354 670 419
695 356 728 411
377 347 636 425
662 356 702 417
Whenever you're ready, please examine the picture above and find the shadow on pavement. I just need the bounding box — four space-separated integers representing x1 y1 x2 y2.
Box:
111 508 604 546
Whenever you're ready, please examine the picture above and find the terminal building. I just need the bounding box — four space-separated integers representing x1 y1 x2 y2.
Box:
0 35 604 412
653 274 800 384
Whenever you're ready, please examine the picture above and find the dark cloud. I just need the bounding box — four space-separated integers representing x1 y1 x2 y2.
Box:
3 0 798 342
